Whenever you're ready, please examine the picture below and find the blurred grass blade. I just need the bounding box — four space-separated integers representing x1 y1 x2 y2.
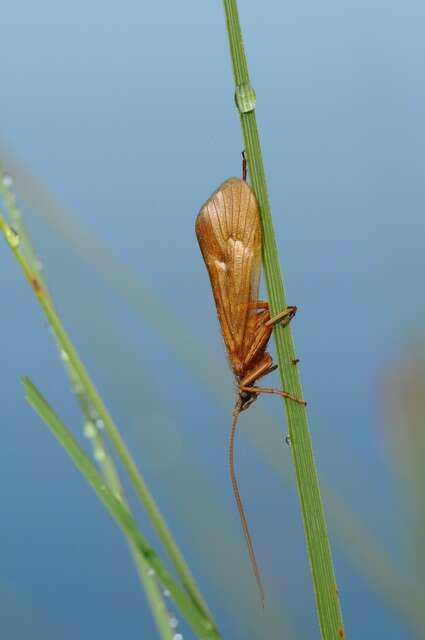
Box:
0 171 174 640
21 376 220 640
0 168 299 637
0 212 211 626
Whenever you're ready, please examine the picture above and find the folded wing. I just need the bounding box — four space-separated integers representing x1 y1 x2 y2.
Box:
196 178 262 375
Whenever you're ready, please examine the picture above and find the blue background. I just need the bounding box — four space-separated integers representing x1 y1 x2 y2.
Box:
0 1 424 638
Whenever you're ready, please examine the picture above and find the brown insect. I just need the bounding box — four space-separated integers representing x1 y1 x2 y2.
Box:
196 171 306 605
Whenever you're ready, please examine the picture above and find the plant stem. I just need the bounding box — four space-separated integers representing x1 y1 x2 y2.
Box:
7 151 425 637
21 377 219 640
0 212 213 632
0 173 174 639
68 375 175 640
91 421 175 640
221 2 345 638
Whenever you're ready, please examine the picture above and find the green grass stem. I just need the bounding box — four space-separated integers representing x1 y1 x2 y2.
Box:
59 358 175 640
222 2 345 638
0 173 174 639
0 212 215 636
21 377 219 640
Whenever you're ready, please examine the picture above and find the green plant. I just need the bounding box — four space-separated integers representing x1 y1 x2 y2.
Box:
0 175 220 640
221 1 345 638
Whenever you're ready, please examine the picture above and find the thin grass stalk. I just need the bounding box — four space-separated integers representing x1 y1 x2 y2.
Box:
0 211 214 632
57 341 176 640
58 364 175 640
221 2 345 637
0 173 174 639
88 422 175 640
21 377 219 640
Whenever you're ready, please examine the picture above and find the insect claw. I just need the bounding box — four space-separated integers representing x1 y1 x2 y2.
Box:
292 358 300 365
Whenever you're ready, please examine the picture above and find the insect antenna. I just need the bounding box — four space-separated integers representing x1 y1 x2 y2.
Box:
229 399 265 607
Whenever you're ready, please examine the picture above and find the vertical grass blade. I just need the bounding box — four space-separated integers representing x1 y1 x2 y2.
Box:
221 2 346 638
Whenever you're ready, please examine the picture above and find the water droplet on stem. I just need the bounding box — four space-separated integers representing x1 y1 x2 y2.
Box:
169 616 178 629
5 225 19 248
94 448 105 462
84 422 96 439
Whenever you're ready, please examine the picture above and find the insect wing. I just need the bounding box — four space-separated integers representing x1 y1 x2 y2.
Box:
196 178 262 373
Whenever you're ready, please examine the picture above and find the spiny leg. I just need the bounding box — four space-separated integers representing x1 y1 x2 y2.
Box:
241 353 274 388
247 302 297 323
242 305 296 375
243 304 297 369
241 384 307 406
265 305 297 328
242 310 273 372
256 363 278 381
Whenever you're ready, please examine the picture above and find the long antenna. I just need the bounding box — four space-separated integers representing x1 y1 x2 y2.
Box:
229 400 265 607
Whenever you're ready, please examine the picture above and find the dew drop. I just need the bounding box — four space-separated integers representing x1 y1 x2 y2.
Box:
2 174 13 188
84 421 96 439
60 349 69 362
163 589 171 598
147 567 155 577
95 419 105 430
169 616 178 629
173 634 183 640
94 448 105 462
5 225 19 248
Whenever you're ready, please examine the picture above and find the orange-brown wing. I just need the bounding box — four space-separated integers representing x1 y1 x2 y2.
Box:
195 178 262 376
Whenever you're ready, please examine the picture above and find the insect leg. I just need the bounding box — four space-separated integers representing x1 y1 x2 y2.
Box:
243 315 273 371
241 354 274 388
241 384 307 406
265 305 297 327
242 305 298 384
242 150 247 181
256 364 278 380
247 300 269 310
246 302 296 326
